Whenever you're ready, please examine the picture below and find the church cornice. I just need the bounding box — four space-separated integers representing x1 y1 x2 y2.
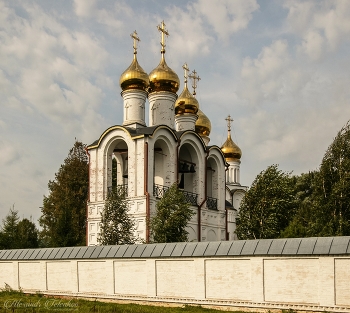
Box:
87 124 181 149
178 129 207 151
207 145 228 166
87 125 141 150
147 125 179 141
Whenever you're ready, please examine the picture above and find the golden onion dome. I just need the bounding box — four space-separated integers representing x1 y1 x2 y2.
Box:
174 84 199 115
221 133 242 161
149 56 180 93
120 54 149 91
195 109 211 136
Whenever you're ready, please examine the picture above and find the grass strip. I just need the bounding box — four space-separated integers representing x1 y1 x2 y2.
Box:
0 286 225 313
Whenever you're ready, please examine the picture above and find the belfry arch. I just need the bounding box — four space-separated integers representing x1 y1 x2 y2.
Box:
105 138 129 197
206 156 219 209
178 140 205 205
153 137 174 188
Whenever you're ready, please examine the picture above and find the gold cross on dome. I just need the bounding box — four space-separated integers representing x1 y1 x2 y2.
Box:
157 21 169 53
131 30 140 54
225 115 234 132
182 63 190 84
189 70 201 96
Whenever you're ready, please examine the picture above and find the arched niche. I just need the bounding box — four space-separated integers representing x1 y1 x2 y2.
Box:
207 229 217 241
232 189 246 212
187 226 197 242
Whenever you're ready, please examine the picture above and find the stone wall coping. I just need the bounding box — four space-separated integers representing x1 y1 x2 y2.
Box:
1 236 349 260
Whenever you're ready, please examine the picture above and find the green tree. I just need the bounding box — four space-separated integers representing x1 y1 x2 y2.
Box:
311 121 350 236
0 206 20 249
17 218 39 249
98 186 136 245
236 165 296 240
150 183 193 243
282 171 318 238
39 141 88 247
0 206 39 249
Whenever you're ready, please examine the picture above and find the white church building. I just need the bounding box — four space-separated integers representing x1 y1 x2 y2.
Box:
86 22 246 245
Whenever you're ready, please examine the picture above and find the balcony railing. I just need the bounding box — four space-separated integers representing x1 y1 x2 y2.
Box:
206 196 218 210
182 190 198 206
153 184 198 206
153 184 169 198
107 184 128 197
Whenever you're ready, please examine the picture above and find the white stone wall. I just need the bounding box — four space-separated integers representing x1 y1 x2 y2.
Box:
1 256 349 311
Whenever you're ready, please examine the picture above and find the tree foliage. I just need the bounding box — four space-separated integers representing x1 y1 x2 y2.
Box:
39 141 88 247
238 120 350 239
112 158 117 188
17 218 39 248
150 183 193 243
309 121 350 236
236 165 296 240
282 121 350 237
281 171 318 238
98 186 136 245
0 206 20 249
0 206 39 249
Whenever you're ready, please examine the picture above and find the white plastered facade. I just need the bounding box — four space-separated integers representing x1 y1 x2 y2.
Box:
87 122 232 245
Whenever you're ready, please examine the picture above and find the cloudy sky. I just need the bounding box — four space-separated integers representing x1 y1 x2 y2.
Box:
1 0 350 224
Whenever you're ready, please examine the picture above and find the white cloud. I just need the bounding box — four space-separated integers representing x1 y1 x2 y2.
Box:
74 0 97 18
0 141 21 166
285 0 350 59
157 0 258 64
0 2 110 136
60 32 109 71
284 0 314 35
74 0 131 37
239 40 294 105
164 5 212 61
195 0 259 40
298 30 325 61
